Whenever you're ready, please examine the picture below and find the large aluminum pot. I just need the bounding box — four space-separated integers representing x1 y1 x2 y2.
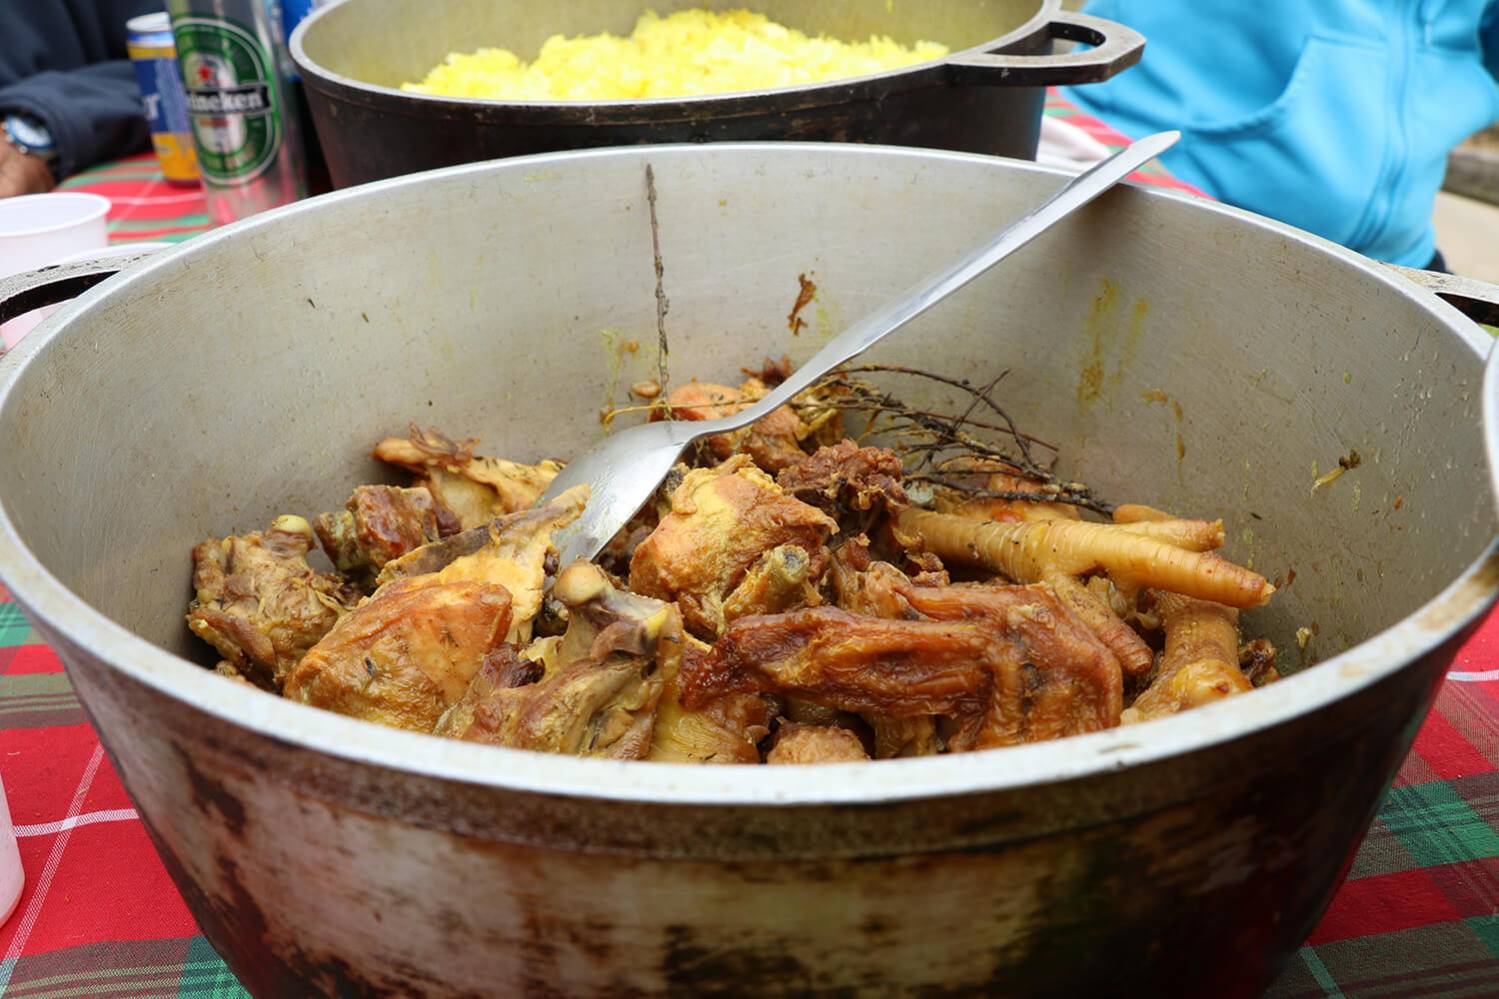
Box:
291 0 1143 187
0 145 1496 997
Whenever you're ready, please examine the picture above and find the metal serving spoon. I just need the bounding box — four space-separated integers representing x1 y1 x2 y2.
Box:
540 130 1181 568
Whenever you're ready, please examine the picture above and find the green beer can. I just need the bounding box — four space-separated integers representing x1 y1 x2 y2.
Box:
168 0 310 223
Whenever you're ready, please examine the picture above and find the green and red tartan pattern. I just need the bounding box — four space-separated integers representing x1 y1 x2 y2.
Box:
55 158 211 244
1 97 1493 997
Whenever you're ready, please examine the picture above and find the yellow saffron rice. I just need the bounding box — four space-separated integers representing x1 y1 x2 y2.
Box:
402 9 950 101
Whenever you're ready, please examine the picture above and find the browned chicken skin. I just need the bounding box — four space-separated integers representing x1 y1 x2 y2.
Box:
373 425 563 531
187 515 356 690
282 489 587 730
630 455 836 638
314 485 442 590
434 563 674 759
284 575 513 732
649 638 774 764
776 439 908 519
685 592 1123 751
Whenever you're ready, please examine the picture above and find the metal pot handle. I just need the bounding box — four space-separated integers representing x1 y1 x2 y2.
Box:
0 252 159 331
946 11 1146 87
1388 265 1499 509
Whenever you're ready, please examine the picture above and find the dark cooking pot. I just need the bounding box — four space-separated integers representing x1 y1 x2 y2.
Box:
290 0 1143 187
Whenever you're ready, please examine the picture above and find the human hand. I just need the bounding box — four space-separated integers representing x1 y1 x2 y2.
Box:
0 139 55 198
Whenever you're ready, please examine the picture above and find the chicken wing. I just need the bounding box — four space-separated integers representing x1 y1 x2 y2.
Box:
629 455 836 638
187 515 356 690
314 485 441 590
373 425 563 531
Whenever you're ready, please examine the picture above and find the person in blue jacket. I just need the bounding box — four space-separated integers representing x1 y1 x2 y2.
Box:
1064 0 1499 270
0 1 162 198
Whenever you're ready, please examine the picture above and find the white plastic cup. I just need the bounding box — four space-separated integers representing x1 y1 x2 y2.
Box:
0 193 112 350
0 192 111 280
0 771 21 925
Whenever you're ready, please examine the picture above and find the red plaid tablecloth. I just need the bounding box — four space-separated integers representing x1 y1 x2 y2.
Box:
1 100 1495 997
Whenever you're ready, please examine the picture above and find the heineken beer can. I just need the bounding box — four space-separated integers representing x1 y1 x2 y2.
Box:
168 0 309 223
126 12 200 186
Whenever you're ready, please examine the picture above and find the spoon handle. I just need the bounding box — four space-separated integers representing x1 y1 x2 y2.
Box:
698 130 1181 435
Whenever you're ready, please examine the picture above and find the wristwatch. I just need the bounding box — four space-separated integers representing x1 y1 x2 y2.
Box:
2 112 59 178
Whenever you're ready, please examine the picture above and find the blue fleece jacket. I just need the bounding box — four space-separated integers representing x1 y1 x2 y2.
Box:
0 1 163 180
1065 0 1499 266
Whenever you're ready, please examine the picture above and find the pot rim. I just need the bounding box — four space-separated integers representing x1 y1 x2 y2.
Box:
288 0 1058 117
1 142 1496 808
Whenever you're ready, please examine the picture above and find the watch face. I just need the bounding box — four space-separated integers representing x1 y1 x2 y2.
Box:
5 115 54 152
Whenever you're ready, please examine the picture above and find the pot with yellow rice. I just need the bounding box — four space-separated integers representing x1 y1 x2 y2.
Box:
290 0 1144 187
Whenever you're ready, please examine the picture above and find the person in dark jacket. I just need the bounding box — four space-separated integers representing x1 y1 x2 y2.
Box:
1 0 163 198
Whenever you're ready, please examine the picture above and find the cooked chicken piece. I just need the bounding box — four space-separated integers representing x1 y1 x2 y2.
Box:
373 425 563 531
283 574 513 732
781 696 842 727
776 440 909 519
867 714 942 758
662 379 810 473
935 470 1083 523
777 441 946 579
767 724 870 764
650 639 774 764
314 485 441 590
212 661 253 686
900 507 1273 678
685 596 1122 750
1046 573 1156 678
434 563 674 759
828 545 921 619
1122 592 1252 724
630 455 836 638
282 489 586 730
187 515 356 690
721 544 825 625
378 487 587 643
1239 638 1281 688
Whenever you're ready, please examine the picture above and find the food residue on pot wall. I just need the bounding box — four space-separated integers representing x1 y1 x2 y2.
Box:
788 273 817 335
1077 278 1147 406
